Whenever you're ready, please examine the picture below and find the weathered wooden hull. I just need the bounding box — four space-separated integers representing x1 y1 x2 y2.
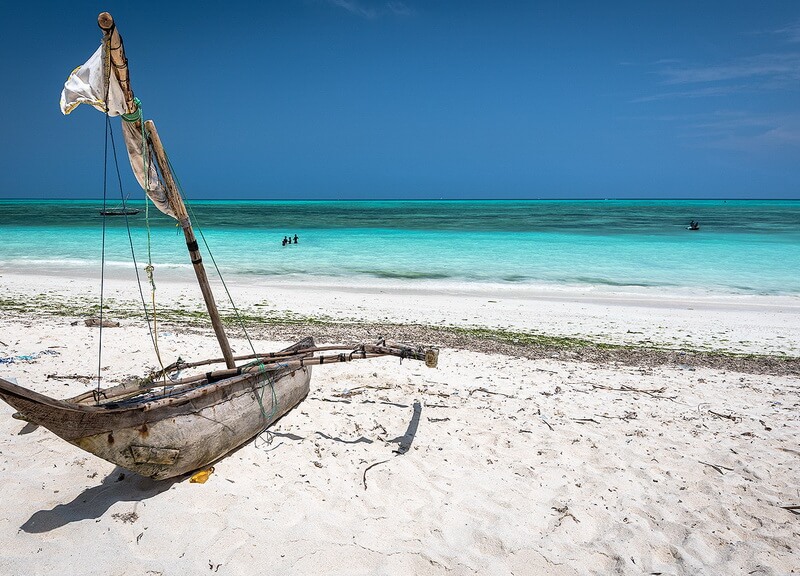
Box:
0 340 312 480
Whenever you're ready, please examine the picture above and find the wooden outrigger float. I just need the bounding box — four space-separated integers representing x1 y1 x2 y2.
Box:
0 13 438 481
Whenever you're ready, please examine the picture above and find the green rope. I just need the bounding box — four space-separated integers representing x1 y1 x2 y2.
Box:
121 97 142 123
121 96 166 382
253 363 279 424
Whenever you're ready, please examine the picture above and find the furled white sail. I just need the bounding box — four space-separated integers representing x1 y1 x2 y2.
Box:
60 45 176 219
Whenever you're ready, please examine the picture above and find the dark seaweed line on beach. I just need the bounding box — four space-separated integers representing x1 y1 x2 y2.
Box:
2 294 797 376
237 322 800 377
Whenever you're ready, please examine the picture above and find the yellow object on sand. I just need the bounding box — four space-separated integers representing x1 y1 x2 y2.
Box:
190 466 214 484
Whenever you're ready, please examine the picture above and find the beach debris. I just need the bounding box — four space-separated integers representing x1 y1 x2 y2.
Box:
111 511 139 524
552 504 580 527
83 317 121 327
362 459 391 490
699 461 733 475
0 350 60 365
190 467 215 484
707 409 741 423
334 384 393 398
468 386 515 399
46 373 95 384
592 383 676 400
315 432 373 445
597 411 638 422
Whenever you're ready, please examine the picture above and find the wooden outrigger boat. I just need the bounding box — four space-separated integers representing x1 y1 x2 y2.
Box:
99 206 140 216
0 13 437 481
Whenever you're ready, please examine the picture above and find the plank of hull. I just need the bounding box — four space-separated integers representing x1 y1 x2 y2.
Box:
0 338 315 480
0 367 311 479
75 366 311 479
0 367 311 480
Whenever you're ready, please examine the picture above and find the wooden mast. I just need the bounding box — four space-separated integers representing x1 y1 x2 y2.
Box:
98 12 236 369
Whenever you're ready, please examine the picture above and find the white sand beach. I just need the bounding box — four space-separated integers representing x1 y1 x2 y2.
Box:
0 270 798 575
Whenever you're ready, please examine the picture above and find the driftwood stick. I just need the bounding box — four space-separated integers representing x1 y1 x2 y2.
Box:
362 459 390 490
620 385 667 397
592 383 676 400
596 411 638 421
47 374 95 381
468 387 515 399
593 384 666 395
699 461 733 474
708 410 741 423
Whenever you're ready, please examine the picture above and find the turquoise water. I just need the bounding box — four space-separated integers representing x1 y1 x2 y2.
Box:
1 199 798 295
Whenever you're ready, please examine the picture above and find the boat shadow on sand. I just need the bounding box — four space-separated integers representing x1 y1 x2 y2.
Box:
21 400 423 532
21 469 176 533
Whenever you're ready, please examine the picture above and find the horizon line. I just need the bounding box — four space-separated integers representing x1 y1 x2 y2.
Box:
1 196 799 202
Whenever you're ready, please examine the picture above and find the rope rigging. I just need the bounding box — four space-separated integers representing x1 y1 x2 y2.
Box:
98 102 168 401
99 91 278 421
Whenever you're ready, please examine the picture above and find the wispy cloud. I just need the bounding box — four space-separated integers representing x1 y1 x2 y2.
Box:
637 51 800 103
386 1 412 16
633 20 800 155
326 0 413 19
675 111 800 152
638 17 800 103
632 84 750 103
657 53 800 86
774 19 800 43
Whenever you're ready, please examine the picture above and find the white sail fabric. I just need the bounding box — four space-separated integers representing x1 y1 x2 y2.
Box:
118 118 176 219
60 45 176 219
60 46 126 116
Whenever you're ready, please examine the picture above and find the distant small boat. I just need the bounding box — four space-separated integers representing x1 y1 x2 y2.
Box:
687 220 700 231
100 207 140 216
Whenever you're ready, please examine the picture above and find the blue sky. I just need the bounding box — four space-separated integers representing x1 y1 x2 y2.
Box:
0 0 798 199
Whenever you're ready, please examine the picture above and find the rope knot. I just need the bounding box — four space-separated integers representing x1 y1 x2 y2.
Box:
121 97 142 123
